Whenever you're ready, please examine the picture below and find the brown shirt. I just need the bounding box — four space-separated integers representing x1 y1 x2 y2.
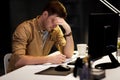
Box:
7 16 66 73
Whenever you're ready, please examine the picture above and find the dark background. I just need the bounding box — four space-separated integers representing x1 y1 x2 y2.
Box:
0 0 120 76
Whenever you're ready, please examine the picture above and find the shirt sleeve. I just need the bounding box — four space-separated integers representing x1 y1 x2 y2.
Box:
12 22 31 55
50 26 66 53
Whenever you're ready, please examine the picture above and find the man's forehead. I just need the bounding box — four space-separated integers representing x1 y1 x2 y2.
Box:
49 14 58 18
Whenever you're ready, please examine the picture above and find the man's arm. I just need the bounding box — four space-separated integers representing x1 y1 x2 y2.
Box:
15 51 66 68
63 32 74 58
54 17 74 58
63 24 74 58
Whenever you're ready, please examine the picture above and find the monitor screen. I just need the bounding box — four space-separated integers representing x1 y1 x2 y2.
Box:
88 13 119 69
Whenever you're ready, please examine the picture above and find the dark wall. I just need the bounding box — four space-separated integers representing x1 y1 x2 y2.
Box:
0 0 11 75
10 0 51 33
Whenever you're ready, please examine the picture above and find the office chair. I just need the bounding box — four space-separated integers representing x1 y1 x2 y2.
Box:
4 53 12 74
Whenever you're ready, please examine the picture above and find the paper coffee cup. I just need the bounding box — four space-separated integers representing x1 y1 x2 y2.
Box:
77 44 88 58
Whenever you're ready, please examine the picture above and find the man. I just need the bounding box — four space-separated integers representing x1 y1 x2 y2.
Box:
7 0 74 73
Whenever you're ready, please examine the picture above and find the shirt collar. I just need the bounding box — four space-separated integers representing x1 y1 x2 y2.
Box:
35 15 45 34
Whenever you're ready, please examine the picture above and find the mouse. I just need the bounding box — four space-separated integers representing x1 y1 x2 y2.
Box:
55 65 71 71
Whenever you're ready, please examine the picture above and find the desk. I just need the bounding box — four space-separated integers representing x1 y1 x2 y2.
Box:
0 52 120 80
0 53 79 80
0 65 79 80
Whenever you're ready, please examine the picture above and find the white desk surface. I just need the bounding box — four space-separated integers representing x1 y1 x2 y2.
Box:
0 53 79 80
0 65 79 80
1 52 120 80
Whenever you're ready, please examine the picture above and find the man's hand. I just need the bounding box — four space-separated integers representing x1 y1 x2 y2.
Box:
47 51 66 64
54 17 71 34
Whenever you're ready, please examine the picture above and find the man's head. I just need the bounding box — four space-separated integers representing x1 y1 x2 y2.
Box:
42 0 67 19
40 0 67 32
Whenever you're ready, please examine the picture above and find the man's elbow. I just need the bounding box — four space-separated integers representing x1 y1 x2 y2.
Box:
15 57 27 68
64 51 74 58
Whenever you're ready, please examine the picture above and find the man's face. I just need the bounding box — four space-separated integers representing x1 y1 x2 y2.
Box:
43 14 58 32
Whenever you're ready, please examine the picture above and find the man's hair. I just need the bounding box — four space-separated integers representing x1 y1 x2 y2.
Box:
42 0 67 19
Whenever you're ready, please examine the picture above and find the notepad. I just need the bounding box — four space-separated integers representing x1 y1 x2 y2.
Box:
35 67 73 76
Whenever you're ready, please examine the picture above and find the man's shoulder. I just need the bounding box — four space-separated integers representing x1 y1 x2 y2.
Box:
17 18 36 29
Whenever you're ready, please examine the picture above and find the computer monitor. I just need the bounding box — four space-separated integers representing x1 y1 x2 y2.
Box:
88 13 120 69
